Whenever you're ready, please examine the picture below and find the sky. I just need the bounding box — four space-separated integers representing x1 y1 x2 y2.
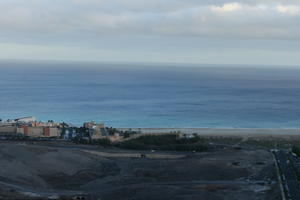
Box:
0 0 300 66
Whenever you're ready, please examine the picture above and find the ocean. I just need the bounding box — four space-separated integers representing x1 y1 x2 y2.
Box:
0 61 300 128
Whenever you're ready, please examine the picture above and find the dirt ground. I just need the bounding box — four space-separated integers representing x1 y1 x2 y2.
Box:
0 141 280 200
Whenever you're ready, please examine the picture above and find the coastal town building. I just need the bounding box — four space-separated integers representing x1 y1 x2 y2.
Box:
84 122 108 139
14 116 36 123
0 117 120 141
0 117 61 138
0 125 17 136
17 126 61 137
62 127 77 140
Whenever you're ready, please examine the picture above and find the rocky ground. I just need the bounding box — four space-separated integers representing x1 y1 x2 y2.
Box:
0 141 280 200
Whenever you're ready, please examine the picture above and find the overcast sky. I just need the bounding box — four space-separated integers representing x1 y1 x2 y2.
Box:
0 0 300 66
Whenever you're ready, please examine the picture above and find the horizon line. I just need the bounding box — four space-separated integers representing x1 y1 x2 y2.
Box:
0 58 299 69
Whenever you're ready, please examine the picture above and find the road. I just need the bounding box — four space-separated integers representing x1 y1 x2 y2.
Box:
274 150 300 200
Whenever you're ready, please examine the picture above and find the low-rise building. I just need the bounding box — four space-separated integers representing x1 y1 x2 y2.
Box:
43 127 61 137
83 122 108 139
0 116 62 138
15 116 36 123
0 125 18 136
61 127 77 140
17 126 61 137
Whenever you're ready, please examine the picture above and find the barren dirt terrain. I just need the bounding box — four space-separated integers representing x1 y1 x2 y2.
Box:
0 141 280 200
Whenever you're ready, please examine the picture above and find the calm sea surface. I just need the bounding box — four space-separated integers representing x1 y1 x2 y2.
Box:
1 61 300 128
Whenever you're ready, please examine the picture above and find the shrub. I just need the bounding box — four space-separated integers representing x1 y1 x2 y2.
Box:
292 146 300 157
91 138 112 146
116 134 207 152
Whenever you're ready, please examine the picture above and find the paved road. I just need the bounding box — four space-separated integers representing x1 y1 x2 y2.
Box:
274 150 300 200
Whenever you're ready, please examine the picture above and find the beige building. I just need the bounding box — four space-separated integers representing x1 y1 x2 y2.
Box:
83 122 107 139
0 116 61 138
44 127 61 137
83 122 104 129
17 126 61 137
0 126 17 136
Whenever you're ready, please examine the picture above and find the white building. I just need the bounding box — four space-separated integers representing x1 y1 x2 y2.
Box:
14 116 36 123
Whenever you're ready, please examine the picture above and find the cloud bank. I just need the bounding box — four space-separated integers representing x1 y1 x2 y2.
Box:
0 0 300 66
0 0 299 39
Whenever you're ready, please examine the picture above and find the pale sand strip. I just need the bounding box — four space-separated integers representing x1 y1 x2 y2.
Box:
82 150 185 159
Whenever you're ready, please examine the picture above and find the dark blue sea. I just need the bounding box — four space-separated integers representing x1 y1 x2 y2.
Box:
1 61 300 128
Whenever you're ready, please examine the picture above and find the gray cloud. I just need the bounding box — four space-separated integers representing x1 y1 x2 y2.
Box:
0 0 300 66
0 0 300 39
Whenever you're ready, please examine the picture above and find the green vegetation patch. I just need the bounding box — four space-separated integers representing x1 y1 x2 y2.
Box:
292 146 300 157
116 134 208 152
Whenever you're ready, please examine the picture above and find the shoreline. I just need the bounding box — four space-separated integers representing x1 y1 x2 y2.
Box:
117 127 300 136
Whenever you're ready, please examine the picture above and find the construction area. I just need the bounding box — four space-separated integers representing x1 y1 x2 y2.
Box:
0 140 280 200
